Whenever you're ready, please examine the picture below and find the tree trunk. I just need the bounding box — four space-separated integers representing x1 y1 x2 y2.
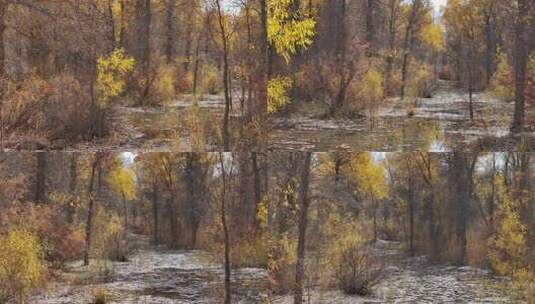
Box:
219 153 232 304
294 153 312 304
385 0 399 94
366 0 375 56
0 0 8 77
35 153 46 203
215 0 232 150
139 0 152 106
84 155 100 266
373 196 378 242
511 0 528 133
408 174 415 254
67 153 78 222
192 33 202 96
123 192 128 228
152 181 159 244
467 47 475 122
252 152 262 232
400 0 420 100
119 0 126 47
330 0 347 115
453 153 469 264
165 0 175 63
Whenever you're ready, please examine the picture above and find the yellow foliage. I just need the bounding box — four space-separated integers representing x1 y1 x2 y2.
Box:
346 153 387 200
231 237 268 268
96 48 135 107
268 76 293 113
201 64 222 95
488 178 527 277
407 62 434 99
107 165 137 201
92 207 127 261
488 50 514 102
154 65 177 103
359 68 384 118
267 233 297 294
420 22 445 52
0 229 45 302
256 196 270 230
267 0 316 63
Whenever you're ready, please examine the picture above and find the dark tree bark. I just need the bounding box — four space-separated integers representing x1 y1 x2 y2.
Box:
252 152 262 232
84 154 100 266
152 179 159 244
215 0 232 150
294 153 312 304
165 0 175 63
138 0 152 106
219 153 232 304
0 0 8 77
35 153 46 203
400 0 420 100
407 170 415 254
385 0 399 93
67 153 78 222
452 153 469 264
366 0 375 55
511 0 529 133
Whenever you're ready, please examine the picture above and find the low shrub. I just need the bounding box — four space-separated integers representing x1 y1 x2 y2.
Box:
324 215 383 296
267 234 297 294
231 236 268 268
92 287 109 304
333 241 382 295
268 76 293 114
1 72 93 143
152 64 177 104
487 50 514 103
0 228 46 304
407 62 435 99
201 64 222 95
0 201 85 267
92 207 128 262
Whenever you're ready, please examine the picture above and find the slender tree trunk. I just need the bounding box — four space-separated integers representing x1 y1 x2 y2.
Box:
67 153 78 222
511 0 528 133
294 153 312 304
165 0 175 63
453 153 469 264
484 8 495 85
119 0 126 47
107 0 116 51
139 0 152 106
408 174 415 254
0 0 8 78
330 0 347 115
35 153 46 203
373 196 378 242
215 0 232 150
192 33 202 96
219 153 232 304
84 155 100 266
385 0 398 94
123 192 128 228
252 152 262 232
366 0 375 56
152 181 159 244
401 0 420 100
467 47 475 122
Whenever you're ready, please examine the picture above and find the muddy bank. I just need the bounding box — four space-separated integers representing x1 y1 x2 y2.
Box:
269 80 535 151
272 241 511 304
31 248 268 304
3 94 246 152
